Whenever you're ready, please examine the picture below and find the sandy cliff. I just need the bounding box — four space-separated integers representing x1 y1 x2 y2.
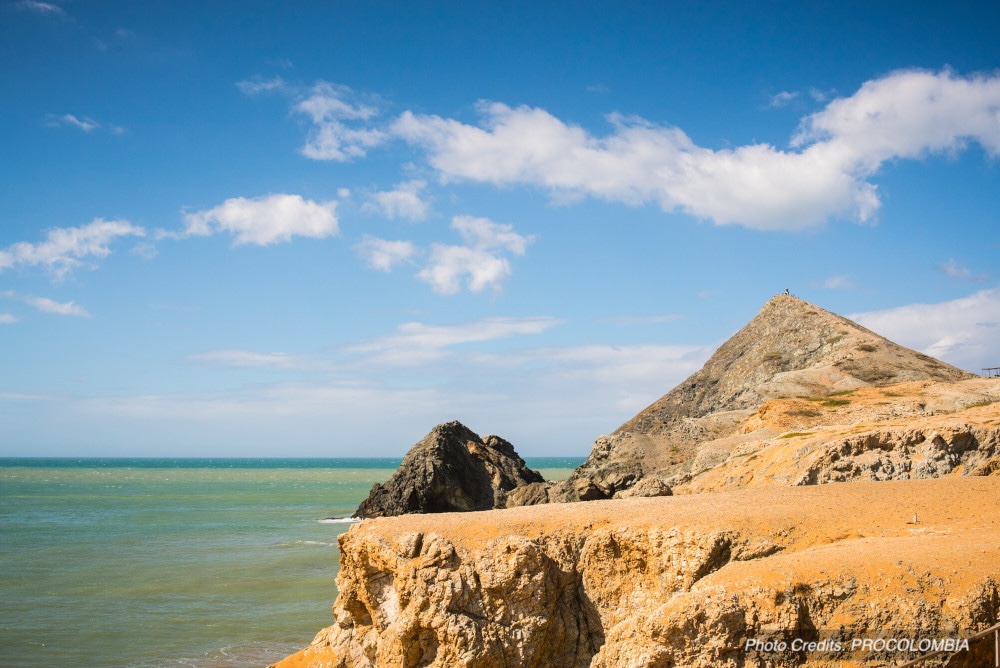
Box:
275 477 1000 668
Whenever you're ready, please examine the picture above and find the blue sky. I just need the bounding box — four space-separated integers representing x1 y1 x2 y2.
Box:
2 1 999 457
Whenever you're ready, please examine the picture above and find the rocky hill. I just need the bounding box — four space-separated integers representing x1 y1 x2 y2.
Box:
354 421 543 518
536 294 975 503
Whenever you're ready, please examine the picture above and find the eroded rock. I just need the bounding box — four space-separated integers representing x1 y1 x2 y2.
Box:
276 477 1000 668
353 421 544 518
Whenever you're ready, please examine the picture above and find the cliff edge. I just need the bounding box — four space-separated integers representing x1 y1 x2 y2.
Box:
276 476 1000 668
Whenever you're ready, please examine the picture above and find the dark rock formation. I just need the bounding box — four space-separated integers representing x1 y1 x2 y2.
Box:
353 421 544 518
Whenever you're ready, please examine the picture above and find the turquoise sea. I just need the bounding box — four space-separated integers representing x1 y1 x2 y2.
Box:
0 457 583 668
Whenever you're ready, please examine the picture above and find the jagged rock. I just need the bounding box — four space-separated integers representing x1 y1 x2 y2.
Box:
353 421 544 518
563 295 975 501
613 475 672 498
274 477 1000 668
505 481 552 506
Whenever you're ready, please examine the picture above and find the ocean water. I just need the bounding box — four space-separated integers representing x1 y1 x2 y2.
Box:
0 457 582 668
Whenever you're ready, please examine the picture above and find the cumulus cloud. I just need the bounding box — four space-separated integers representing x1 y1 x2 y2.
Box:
355 236 417 272
179 194 339 246
792 69 1000 165
937 258 989 282
365 180 430 221
294 82 387 160
417 216 533 294
391 103 878 230
852 287 1000 372
0 218 145 279
390 69 1000 230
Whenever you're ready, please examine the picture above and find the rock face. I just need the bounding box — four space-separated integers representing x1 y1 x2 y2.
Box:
353 421 544 518
274 477 1000 668
542 295 975 503
675 380 1000 494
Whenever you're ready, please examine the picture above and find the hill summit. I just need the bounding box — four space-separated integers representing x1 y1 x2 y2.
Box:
540 294 974 503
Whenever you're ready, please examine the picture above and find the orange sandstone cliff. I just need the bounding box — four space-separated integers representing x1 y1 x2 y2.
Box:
275 478 1000 668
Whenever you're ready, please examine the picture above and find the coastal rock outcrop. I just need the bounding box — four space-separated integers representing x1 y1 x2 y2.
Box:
353 421 544 518
674 379 1000 494
276 477 1000 668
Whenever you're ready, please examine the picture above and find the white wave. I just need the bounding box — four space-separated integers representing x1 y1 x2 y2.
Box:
277 539 338 548
318 517 360 524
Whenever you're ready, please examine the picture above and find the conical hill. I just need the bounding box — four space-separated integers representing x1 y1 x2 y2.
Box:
560 295 974 501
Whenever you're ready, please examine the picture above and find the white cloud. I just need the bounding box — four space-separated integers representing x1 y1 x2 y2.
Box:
347 316 562 366
0 313 17 324
23 295 90 317
452 215 532 253
418 245 512 295
417 215 533 294
391 103 877 230
0 218 144 279
792 69 1000 165
938 258 989 282
13 1 66 16
294 82 387 160
235 76 287 96
188 350 307 369
2 291 91 317
179 194 339 246
390 69 1000 231
365 180 430 221
47 113 98 131
45 113 124 134
769 90 799 107
355 236 417 272
130 242 158 260
509 343 711 412
852 287 1000 372
601 314 683 325
809 88 834 103
822 274 854 289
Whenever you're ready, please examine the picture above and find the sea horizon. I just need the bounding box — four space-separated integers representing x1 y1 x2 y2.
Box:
0 456 584 668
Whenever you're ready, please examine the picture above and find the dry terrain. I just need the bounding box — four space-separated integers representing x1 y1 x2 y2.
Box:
275 477 1000 667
